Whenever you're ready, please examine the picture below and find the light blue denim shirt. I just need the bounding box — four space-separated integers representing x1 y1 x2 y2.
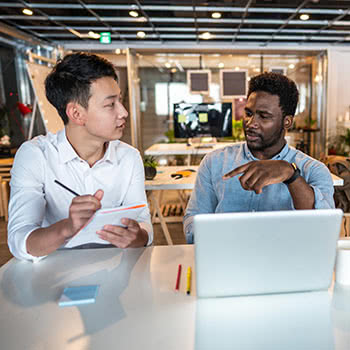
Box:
184 142 335 243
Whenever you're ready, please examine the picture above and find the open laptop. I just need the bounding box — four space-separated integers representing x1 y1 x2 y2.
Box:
194 209 343 298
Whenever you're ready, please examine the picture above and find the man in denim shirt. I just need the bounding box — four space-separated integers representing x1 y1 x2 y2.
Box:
184 72 335 244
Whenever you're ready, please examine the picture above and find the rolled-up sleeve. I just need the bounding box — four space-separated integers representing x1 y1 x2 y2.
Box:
8 143 47 262
301 159 335 209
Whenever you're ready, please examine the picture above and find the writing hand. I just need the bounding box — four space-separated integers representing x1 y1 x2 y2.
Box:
64 189 104 238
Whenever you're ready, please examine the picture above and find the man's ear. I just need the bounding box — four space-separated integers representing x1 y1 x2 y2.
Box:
66 102 86 126
283 115 294 130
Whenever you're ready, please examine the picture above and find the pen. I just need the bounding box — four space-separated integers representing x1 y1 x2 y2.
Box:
186 266 192 295
54 179 80 196
175 264 182 292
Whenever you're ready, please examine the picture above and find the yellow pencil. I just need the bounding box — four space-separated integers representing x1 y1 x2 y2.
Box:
186 266 192 295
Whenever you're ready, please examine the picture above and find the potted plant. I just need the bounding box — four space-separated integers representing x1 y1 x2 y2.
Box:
232 119 245 142
144 155 158 180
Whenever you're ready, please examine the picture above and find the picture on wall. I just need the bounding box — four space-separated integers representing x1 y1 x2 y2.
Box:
220 70 247 99
187 70 211 95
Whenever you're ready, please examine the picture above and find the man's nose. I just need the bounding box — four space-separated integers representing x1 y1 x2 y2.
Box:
245 113 258 128
117 102 128 119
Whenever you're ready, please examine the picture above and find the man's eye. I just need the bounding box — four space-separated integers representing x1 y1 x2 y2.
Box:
105 103 115 108
245 110 252 117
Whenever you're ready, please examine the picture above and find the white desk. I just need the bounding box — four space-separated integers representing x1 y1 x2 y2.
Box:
145 142 235 165
332 173 344 186
145 166 198 245
0 245 349 350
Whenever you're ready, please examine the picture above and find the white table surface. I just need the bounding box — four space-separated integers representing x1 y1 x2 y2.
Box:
144 142 235 156
145 166 198 190
332 173 344 186
145 166 342 188
1 245 350 350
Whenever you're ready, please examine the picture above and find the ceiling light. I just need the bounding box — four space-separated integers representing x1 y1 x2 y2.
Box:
289 64 295 69
136 17 147 22
212 12 221 19
235 66 240 71
218 62 224 68
129 10 139 18
300 14 309 21
115 48 121 54
165 62 171 68
88 31 100 39
200 32 212 40
137 31 146 38
22 8 33 16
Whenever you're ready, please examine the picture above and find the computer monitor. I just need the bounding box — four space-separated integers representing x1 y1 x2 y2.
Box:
173 102 232 139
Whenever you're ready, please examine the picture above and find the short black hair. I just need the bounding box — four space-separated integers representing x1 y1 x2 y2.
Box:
45 52 118 124
247 72 299 117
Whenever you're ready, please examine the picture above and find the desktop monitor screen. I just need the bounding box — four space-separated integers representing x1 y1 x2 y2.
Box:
173 102 232 138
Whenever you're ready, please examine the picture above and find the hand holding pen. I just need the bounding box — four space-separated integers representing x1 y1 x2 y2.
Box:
54 179 104 239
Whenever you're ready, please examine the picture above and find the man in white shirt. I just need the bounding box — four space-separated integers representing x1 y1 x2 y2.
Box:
8 52 153 261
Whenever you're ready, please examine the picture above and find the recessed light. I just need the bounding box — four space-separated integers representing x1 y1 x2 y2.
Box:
129 10 139 18
200 32 212 40
300 14 309 21
115 48 121 54
22 8 33 16
88 31 100 39
235 66 240 71
212 12 221 19
137 31 146 38
289 64 295 69
171 68 177 73
165 62 171 68
218 62 224 68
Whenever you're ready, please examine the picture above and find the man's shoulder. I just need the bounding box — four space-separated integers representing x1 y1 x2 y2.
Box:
110 140 141 160
17 132 58 155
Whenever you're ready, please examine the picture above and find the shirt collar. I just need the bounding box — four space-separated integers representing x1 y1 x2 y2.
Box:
102 140 119 164
57 128 120 165
243 141 290 161
57 128 80 164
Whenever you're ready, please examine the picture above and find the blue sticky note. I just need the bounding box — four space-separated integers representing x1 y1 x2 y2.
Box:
58 285 99 307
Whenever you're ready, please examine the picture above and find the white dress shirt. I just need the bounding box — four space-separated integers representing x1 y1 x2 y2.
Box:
8 129 153 261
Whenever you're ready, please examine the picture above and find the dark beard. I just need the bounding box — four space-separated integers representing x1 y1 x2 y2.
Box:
245 120 285 151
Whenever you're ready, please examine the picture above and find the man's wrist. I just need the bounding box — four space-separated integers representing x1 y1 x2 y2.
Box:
60 219 75 241
283 162 300 185
141 228 149 247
